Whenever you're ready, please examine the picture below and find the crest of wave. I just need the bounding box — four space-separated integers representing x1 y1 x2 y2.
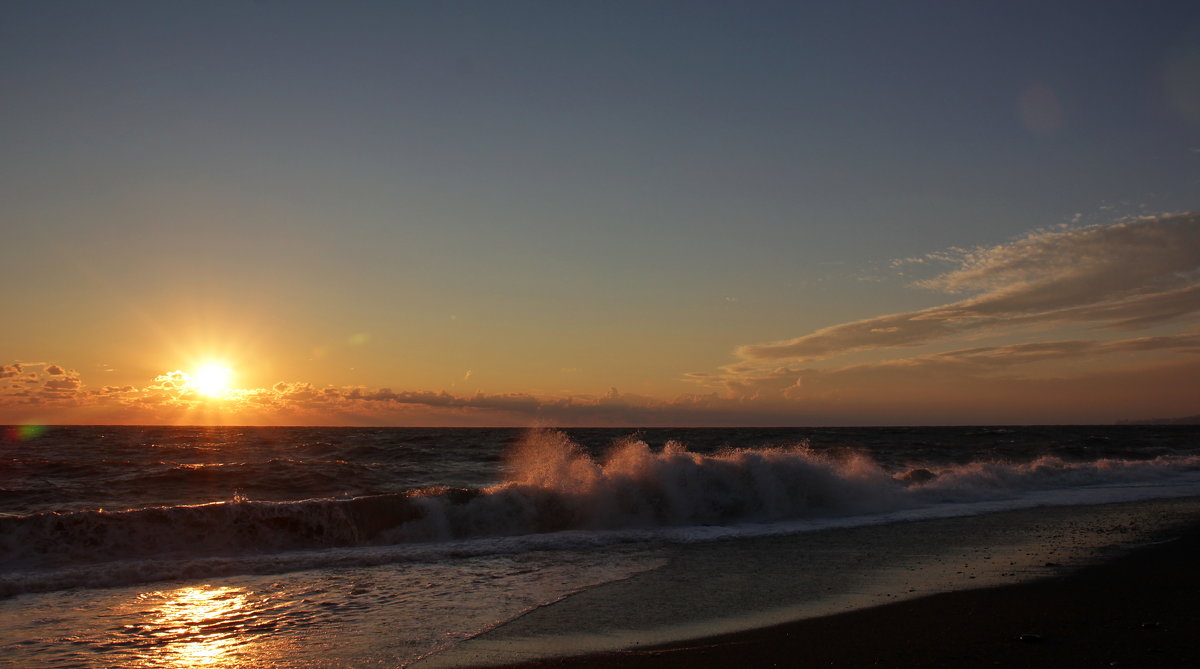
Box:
910 453 1200 503
401 429 908 541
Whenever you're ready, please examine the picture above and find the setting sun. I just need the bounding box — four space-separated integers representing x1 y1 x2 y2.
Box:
193 364 234 398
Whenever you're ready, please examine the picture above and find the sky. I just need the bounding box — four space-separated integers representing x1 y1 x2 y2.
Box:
2 1 1199 426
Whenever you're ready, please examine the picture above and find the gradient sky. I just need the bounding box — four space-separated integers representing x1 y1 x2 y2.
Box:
3 1 1199 426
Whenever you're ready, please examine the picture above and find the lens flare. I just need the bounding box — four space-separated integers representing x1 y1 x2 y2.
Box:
3 425 46 442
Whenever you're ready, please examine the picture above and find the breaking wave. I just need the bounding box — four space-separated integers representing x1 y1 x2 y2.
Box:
3 429 1200 595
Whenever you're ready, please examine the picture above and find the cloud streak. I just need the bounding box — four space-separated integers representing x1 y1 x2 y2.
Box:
688 331 1200 423
738 213 1200 361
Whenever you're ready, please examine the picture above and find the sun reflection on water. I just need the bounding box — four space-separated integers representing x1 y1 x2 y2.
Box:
125 585 256 667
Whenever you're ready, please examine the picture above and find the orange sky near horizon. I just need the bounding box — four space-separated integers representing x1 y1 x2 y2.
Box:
6 214 1200 427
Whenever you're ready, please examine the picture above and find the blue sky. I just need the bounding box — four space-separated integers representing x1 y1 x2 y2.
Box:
2 1 1199 425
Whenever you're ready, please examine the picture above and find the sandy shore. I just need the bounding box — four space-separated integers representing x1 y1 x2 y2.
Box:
460 507 1200 669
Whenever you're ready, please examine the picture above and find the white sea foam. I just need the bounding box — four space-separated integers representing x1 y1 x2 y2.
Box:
3 428 1200 596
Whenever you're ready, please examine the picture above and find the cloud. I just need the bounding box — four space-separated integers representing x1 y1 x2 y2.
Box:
3 345 1199 426
0 363 86 407
681 329 1200 424
739 213 1200 361
0 361 815 426
845 333 1200 377
703 332 1200 401
43 376 81 392
1037 283 1200 330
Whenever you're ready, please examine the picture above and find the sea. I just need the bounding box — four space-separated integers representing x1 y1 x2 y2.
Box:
3 425 1200 668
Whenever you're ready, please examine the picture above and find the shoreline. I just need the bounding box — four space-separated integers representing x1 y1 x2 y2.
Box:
447 500 1200 668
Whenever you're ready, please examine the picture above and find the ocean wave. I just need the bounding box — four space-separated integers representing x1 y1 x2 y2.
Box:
3 429 1199 591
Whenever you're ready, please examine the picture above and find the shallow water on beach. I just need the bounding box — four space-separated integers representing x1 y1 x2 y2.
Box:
418 497 1200 667
0 549 663 668
3 425 1200 667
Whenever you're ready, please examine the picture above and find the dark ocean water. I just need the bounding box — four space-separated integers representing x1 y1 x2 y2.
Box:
7 425 1199 513
2 425 1200 667
5 425 1200 578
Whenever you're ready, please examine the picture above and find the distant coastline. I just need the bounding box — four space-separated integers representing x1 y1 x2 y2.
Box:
1118 414 1200 425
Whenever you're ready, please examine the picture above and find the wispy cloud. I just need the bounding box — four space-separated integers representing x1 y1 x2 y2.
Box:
685 330 1200 423
738 213 1200 362
725 332 1200 394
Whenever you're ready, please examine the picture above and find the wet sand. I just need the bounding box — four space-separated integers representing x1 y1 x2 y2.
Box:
482 524 1200 667
437 498 1200 669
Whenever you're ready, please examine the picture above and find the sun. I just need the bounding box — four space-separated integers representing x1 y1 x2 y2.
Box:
192 363 234 398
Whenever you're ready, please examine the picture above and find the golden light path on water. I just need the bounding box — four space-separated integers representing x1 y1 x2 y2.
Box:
119 585 264 668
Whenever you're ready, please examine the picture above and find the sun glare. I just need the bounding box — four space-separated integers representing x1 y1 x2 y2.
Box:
193 364 234 398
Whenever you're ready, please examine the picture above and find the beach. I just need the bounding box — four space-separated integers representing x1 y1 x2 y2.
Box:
422 497 1200 669
477 522 1200 668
